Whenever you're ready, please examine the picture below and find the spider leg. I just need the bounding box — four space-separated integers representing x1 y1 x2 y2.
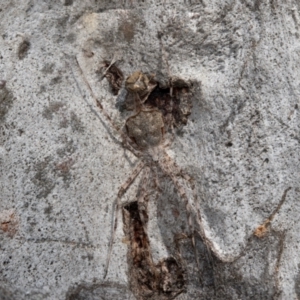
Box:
136 166 159 276
178 171 214 259
103 160 145 279
153 165 162 194
158 158 201 276
172 165 205 281
137 166 151 225
70 56 141 158
162 125 176 148
157 152 201 267
158 153 232 263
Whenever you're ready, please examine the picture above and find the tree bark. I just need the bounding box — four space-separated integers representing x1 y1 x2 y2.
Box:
0 1 299 299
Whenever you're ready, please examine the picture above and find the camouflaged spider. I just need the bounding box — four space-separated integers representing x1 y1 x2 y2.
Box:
73 57 228 291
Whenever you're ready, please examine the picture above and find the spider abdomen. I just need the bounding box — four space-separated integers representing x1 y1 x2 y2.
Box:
126 110 164 149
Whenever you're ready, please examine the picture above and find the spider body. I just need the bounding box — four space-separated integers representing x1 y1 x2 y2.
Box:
72 56 290 300
73 57 224 299
119 77 190 298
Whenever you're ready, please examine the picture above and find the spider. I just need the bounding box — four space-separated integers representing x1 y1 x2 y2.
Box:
72 56 229 297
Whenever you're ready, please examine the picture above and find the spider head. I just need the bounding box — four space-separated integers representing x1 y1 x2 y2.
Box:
125 71 157 102
125 71 147 93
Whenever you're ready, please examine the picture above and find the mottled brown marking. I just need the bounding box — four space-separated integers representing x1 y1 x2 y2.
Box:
254 187 291 238
254 221 270 238
117 12 140 44
0 209 19 237
55 157 75 174
73 57 294 299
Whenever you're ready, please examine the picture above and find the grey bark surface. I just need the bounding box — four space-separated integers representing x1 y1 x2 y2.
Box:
0 0 299 299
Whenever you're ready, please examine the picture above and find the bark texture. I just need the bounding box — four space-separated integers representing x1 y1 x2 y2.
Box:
0 1 299 299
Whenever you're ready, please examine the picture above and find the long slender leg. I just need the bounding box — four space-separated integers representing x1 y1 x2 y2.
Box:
69 55 142 158
137 166 151 225
158 153 233 263
161 164 200 272
103 161 144 279
158 152 202 272
159 154 232 272
75 56 119 130
124 165 186 298
100 54 119 79
136 166 159 277
136 166 162 268
177 170 216 278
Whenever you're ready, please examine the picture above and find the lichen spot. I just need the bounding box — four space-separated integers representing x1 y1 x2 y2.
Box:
254 221 269 238
126 110 164 149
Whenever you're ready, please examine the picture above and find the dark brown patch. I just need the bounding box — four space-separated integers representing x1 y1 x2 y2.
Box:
18 39 30 59
98 61 124 95
50 76 62 85
43 102 84 132
31 156 55 199
0 80 6 89
63 0 73 6
54 156 76 188
41 63 55 74
118 17 136 43
118 72 193 131
123 201 186 299
42 102 65 120
44 204 53 215
70 111 84 132
144 78 192 129
65 33 75 43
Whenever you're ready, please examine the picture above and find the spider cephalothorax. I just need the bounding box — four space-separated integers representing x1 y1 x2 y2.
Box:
95 62 193 144
120 71 193 150
125 71 157 102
